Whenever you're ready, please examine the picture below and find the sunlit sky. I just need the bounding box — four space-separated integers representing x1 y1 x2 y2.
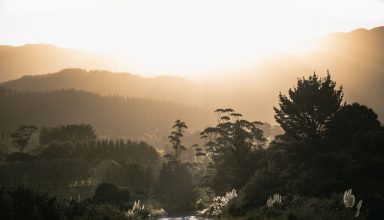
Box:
1 0 384 77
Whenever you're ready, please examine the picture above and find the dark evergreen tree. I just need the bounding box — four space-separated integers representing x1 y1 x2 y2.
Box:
10 125 37 152
200 109 266 192
274 72 343 142
167 119 188 160
327 102 381 146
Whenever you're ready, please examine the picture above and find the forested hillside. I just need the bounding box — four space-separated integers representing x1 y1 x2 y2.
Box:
0 88 211 146
0 68 207 108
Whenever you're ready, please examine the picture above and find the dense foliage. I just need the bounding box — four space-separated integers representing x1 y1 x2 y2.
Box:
0 186 128 220
154 160 197 212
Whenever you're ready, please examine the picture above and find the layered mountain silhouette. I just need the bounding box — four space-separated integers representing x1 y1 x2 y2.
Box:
0 27 383 123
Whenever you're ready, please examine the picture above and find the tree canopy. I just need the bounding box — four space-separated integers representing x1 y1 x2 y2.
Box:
10 125 37 152
199 109 266 193
167 119 188 160
274 72 343 142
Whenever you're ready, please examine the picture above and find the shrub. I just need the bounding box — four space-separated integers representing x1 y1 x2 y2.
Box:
93 183 131 209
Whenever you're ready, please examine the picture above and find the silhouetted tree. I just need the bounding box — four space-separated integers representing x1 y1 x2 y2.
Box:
327 102 381 146
192 144 206 163
200 109 266 192
274 72 343 142
167 119 188 160
10 125 37 152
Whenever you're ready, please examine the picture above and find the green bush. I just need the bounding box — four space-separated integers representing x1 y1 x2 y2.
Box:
154 161 197 213
0 186 128 220
93 183 131 209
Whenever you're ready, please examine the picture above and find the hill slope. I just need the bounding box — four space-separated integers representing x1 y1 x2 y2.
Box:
0 88 211 147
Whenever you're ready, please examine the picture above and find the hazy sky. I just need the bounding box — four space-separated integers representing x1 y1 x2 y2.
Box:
1 0 383 77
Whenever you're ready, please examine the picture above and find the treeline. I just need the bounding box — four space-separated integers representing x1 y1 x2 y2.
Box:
0 124 161 202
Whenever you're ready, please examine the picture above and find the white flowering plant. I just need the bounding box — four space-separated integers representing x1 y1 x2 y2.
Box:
125 200 150 219
266 193 282 208
196 189 238 217
343 188 363 218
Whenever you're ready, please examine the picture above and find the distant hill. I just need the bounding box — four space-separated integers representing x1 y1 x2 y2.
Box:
0 68 208 107
0 88 211 147
0 44 117 82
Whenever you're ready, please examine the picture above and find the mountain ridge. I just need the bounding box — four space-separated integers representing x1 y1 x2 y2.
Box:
0 26 383 122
